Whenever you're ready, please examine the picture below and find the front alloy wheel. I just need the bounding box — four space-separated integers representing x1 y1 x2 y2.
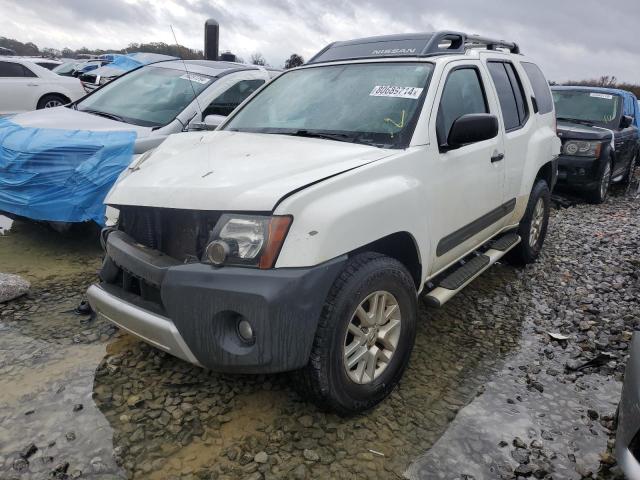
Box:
299 252 417 415
343 290 401 384
528 197 545 249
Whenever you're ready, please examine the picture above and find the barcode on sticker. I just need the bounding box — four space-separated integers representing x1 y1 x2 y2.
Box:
590 93 613 100
370 85 424 99
180 73 211 85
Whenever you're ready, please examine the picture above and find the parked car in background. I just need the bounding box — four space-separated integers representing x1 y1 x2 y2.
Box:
0 60 280 227
616 333 640 479
0 57 85 115
79 52 178 92
87 31 560 414
552 86 639 203
13 57 63 71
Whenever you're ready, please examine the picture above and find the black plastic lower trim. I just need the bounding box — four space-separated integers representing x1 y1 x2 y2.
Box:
436 198 516 257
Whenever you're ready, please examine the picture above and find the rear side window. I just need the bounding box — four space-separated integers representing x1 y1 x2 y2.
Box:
0 61 36 77
521 62 553 114
488 61 528 131
203 79 265 117
436 67 488 144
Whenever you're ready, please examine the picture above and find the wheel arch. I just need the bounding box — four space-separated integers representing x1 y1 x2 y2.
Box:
350 231 422 289
38 92 71 107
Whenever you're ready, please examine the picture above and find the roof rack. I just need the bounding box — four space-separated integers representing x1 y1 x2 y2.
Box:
307 31 520 64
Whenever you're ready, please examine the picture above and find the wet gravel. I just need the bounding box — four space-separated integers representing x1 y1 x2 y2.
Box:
0 182 638 480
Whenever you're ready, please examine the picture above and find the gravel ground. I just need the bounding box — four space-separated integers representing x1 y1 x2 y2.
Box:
0 181 638 480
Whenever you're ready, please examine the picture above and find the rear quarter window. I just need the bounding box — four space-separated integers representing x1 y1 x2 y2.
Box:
521 62 553 114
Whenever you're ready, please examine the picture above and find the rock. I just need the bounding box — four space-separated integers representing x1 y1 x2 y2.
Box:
298 415 314 428
587 409 599 420
303 449 319 462
20 443 38 459
65 431 76 441
0 273 30 302
72 403 83 412
292 463 307 479
514 463 533 476
513 437 527 449
254 451 268 464
127 395 143 407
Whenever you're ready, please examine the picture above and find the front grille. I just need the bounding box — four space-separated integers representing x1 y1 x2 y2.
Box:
118 206 221 262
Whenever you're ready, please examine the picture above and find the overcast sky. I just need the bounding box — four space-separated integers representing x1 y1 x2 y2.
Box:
1 0 638 83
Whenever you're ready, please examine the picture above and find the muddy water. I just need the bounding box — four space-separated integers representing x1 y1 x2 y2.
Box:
0 213 624 479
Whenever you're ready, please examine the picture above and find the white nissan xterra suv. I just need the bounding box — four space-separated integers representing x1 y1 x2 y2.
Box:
87 32 561 414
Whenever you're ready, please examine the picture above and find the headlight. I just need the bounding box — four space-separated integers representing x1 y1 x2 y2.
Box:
203 214 292 269
562 140 602 157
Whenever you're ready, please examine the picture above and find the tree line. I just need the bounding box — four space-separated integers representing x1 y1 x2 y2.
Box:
0 36 305 69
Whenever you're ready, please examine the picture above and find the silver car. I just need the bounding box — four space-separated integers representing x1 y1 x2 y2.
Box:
10 60 280 153
617 332 640 478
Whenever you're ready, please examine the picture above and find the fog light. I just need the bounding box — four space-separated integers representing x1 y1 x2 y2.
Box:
205 240 230 265
237 319 254 343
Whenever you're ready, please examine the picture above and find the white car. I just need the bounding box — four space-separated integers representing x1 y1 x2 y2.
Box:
0 57 85 115
87 31 561 414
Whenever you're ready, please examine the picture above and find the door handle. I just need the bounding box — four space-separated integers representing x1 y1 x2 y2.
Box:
491 152 505 163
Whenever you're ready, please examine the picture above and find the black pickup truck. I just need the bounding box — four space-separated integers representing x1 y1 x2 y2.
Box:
552 86 639 203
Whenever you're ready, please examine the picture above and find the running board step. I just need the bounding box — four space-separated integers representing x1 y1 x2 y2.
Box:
423 234 521 308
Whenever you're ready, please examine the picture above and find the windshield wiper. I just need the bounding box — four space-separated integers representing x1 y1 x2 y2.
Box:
281 129 356 143
81 109 125 123
557 117 595 126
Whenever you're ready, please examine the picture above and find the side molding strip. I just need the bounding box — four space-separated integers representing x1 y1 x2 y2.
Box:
436 198 516 257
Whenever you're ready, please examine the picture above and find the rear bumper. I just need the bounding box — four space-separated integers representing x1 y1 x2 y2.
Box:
556 155 602 190
88 230 346 374
616 334 640 478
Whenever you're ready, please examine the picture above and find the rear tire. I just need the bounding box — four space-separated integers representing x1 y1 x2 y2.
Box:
587 159 612 204
507 179 550 265
298 252 417 415
37 94 68 109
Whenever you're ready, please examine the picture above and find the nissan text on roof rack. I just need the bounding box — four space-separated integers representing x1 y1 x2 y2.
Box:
0 60 279 229
87 31 561 414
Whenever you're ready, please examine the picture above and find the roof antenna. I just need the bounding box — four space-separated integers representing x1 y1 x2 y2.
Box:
170 25 203 120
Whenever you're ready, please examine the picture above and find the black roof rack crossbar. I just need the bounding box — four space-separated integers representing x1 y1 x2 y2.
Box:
307 31 520 64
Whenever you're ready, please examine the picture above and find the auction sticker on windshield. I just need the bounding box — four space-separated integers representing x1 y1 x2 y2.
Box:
180 73 211 85
590 93 613 100
370 85 424 99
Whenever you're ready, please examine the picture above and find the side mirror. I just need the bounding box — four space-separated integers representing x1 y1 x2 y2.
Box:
620 115 633 129
189 114 226 131
444 113 499 150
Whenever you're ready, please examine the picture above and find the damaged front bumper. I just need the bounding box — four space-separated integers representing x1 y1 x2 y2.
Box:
616 333 640 478
88 230 345 374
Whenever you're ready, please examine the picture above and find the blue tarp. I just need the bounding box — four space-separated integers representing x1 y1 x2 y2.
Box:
0 118 136 225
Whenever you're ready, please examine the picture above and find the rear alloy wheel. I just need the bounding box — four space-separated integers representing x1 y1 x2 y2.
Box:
37 94 67 110
507 179 550 265
588 160 612 204
299 253 417 415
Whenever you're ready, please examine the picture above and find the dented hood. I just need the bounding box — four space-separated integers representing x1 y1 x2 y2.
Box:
106 130 393 211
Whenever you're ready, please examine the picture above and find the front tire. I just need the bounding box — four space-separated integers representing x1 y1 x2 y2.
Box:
507 179 550 265
621 152 637 187
587 159 612 204
298 253 417 415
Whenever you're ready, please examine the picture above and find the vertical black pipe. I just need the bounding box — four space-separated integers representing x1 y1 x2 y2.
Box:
204 19 219 60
